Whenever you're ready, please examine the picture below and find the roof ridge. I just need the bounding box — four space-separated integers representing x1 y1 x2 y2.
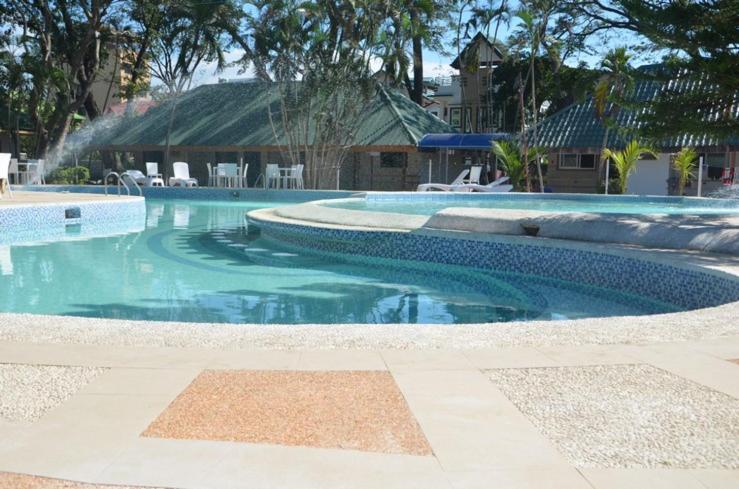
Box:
377 84 419 145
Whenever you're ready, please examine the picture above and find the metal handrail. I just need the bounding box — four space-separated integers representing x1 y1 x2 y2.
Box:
120 171 143 196
104 172 123 195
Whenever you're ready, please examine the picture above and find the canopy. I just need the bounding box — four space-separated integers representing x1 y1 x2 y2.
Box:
417 133 511 150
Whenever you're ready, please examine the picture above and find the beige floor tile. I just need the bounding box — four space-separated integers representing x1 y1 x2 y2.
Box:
446 468 593 489
296 350 386 371
463 347 555 369
581 468 705 489
206 349 301 370
201 440 448 489
393 369 568 471
381 350 474 372
80 368 201 397
690 469 739 489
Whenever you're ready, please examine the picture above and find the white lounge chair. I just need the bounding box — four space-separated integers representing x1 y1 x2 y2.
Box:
465 165 482 185
417 175 512 193
169 162 198 187
127 169 148 186
417 168 469 192
0 153 12 198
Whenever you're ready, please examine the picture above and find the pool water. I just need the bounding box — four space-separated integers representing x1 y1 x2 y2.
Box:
324 195 739 216
0 199 680 324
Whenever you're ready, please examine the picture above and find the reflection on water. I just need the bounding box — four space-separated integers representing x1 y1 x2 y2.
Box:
0 199 678 324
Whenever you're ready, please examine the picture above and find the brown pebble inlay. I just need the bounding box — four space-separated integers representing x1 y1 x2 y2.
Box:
142 370 432 456
0 471 163 488
729 359 739 365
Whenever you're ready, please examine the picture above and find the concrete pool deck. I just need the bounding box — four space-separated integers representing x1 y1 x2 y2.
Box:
0 190 141 206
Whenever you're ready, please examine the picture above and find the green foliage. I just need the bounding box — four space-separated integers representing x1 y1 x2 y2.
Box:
491 140 543 192
672 147 697 196
601 140 657 194
47 166 91 185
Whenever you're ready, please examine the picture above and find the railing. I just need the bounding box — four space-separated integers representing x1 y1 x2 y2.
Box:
104 171 142 196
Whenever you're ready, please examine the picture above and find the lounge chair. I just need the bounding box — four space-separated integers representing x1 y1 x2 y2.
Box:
126 169 147 186
417 175 511 192
169 162 198 187
417 168 469 192
465 165 482 185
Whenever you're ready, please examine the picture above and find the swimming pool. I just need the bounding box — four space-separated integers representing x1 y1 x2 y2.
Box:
324 193 739 216
0 198 713 324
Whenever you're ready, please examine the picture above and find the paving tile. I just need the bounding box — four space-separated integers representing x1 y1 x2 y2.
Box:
392 369 568 471
463 347 555 369
205 350 301 370
0 471 166 488
143 370 431 456
381 350 474 372
296 350 386 371
581 468 706 489
535 344 640 366
80 368 201 397
446 468 593 489
689 469 739 489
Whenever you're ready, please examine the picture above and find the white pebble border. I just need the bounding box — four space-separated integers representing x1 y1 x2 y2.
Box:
488 364 739 469
0 300 737 350
0 364 106 422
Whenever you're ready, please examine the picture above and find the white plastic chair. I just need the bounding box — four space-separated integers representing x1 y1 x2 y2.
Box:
293 164 305 190
8 158 19 184
265 163 280 189
0 153 12 199
169 162 198 187
146 162 164 187
217 163 238 188
26 159 45 185
126 169 147 186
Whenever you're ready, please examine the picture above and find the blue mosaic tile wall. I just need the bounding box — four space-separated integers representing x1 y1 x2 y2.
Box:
15 185 354 203
0 198 145 233
250 217 739 311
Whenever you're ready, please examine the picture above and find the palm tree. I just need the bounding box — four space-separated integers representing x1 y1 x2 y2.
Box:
514 8 545 192
492 140 543 191
601 140 656 194
594 47 634 194
672 147 697 196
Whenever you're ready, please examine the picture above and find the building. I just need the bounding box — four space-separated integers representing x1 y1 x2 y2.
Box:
93 80 453 191
90 43 150 115
534 68 739 195
427 33 505 133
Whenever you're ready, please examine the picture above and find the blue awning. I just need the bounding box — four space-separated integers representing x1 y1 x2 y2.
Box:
417 133 511 150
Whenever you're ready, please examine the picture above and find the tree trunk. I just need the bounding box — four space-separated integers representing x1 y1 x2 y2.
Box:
410 9 424 106
599 126 611 194
530 57 543 192
517 72 531 192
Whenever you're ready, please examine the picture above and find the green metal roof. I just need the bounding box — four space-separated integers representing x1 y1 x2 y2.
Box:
534 72 739 150
97 81 453 149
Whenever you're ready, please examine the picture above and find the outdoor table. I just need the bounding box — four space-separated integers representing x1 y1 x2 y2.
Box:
278 167 298 189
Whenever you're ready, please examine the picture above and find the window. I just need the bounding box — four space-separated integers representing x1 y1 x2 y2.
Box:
380 152 406 168
579 154 596 169
559 154 579 169
449 107 461 128
559 153 596 170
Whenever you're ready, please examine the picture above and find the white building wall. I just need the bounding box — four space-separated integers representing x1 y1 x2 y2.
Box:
626 153 671 196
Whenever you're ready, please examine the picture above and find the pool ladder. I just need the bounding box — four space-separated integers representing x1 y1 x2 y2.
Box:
104 171 143 197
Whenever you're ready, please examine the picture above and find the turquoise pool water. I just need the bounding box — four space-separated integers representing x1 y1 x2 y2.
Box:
0 199 680 324
324 194 739 216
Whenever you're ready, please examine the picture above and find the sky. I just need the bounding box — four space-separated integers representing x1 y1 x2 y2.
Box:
187 4 650 88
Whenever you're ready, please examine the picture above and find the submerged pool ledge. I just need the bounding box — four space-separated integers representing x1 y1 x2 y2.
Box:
269 199 739 255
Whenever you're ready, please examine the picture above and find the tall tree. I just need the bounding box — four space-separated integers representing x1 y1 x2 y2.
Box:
593 47 634 194
247 0 392 189
571 0 738 139
147 0 244 169
0 0 119 163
